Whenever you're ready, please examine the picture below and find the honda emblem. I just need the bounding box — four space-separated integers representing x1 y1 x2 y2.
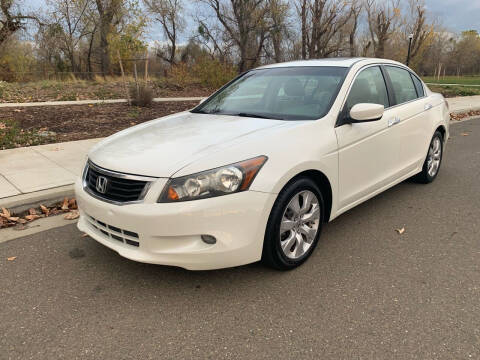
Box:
96 176 108 194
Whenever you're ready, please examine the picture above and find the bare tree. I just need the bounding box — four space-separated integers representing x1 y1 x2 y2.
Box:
196 17 231 62
48 0 93 72
94 0 124 76
297 0 307 59
143 0 184 65
347 0 361 57
296 0 353 59
199 0 272 72
366 0 400 58
0 0 41 48
404 0 431 62
266 0 289 63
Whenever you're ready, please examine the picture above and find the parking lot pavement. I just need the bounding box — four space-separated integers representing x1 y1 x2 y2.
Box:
1 119 479 359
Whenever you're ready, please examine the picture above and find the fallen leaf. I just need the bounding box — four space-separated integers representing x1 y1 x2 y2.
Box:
64 210 79 220
1 207 11 218
61 197 69 211
0 122 6 129
28 208 37 215
25 214 40 221
461 133 469 136
7 256 16 261
395 227 405 235
40 204 50 216
68 198 77 210
7 216 19 222
17 218 27 224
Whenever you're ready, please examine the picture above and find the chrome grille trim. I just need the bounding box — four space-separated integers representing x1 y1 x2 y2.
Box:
82 161 157 205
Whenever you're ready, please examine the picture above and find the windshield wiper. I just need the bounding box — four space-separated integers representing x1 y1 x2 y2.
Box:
235 112 284 120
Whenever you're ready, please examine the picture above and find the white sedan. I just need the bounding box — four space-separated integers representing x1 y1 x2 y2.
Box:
75 58 449 270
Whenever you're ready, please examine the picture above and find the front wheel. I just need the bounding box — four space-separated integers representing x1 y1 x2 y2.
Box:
412 131 444 184
262 177 324 270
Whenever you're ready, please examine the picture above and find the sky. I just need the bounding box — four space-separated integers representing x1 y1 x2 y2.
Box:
25 0 480 39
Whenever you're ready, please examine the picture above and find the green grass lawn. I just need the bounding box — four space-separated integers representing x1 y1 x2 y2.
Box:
420 75 480 97
422 76 480 86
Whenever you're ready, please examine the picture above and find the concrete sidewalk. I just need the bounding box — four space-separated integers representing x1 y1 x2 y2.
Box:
448 95 480 113
0 139 100 208
1 95 479 209
0 97 204 108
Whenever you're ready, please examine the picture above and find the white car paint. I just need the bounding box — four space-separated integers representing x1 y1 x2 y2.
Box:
76 58 450 270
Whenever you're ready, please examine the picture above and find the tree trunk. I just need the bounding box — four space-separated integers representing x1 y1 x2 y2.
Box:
300 0 307 59
99 22 110 77
87 31 95 78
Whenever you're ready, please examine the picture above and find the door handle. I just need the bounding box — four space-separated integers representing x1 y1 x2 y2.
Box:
388 116 400 127
425 103 433 110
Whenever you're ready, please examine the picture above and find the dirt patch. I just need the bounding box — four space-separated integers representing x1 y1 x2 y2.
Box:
0 80 212 103
0 101 198 149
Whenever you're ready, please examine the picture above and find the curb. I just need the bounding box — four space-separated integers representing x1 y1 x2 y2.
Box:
0 97 205 108
451 107 480 115
0 185 74 215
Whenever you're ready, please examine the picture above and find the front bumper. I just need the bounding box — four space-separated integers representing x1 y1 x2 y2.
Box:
75 179 276 270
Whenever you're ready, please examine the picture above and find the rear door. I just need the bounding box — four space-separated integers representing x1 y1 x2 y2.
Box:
335 65 400 210
383 66 432 174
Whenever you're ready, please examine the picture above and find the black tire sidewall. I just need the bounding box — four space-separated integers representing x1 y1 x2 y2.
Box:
263 177 324 269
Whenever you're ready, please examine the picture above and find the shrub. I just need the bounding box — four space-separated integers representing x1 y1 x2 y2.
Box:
192 57 237 90
166 63 191 89
160 58 237 91
129 83 154 107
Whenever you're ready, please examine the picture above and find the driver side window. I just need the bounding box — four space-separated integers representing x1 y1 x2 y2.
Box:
346 66 389 110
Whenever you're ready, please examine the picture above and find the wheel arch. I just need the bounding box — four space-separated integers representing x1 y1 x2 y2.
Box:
280 169 333 223
435 125 446 141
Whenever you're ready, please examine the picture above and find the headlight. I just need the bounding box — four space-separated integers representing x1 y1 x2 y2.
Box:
158 156 268 202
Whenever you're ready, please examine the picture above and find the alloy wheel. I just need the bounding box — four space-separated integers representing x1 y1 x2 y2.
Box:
427 136 442 177
279 190 321 259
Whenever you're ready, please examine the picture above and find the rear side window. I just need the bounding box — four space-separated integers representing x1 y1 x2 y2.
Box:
410 74 425 97
385 66 418 105
345 66 389 110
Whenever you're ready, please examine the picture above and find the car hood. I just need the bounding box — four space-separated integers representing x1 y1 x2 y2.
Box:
88 112 287 177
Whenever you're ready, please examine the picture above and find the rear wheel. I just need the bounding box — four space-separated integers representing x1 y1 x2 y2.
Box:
262 177 324 270
413 131 443 183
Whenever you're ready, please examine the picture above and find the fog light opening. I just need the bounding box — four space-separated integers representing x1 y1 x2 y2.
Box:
201 235 216 245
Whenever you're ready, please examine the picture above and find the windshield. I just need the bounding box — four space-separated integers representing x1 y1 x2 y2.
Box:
192 66 348 120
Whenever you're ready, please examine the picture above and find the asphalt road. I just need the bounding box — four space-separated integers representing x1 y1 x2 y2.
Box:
1 120 479 359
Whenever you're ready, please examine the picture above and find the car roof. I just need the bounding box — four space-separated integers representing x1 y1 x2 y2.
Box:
256 57 405 69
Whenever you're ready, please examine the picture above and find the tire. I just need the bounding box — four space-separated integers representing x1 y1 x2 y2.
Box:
412 131 444 184
262 177 324 270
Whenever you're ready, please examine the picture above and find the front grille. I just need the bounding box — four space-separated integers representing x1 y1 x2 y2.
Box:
86 214 140 247
84 162 151 203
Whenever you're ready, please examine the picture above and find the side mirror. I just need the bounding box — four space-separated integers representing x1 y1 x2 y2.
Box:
349 103 384 122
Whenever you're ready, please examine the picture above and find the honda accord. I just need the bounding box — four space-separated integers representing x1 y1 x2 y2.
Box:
75 58 449 270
